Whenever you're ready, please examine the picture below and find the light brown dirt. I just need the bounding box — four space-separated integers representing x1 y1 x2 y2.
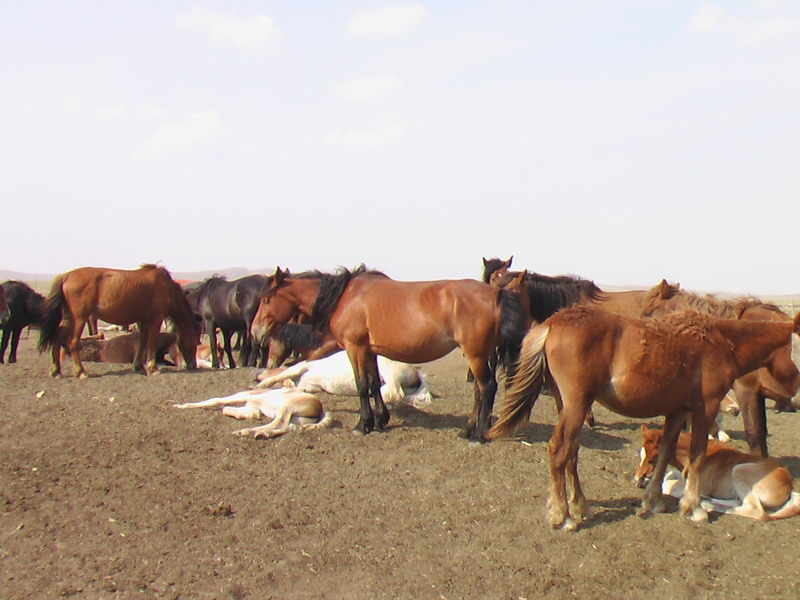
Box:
2 335 800 600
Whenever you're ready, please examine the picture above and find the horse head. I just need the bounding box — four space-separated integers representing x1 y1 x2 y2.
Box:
634 425 663 488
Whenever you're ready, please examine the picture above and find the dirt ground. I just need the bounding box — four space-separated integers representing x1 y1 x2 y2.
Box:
2 334 800 600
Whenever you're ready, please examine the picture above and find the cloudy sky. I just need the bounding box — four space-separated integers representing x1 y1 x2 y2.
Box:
2 1 799 293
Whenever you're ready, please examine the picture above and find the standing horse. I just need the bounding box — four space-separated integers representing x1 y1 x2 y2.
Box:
640 287 800 457
38 265 199 378
0 281 46 364
487 306 800 531
251 266 527 441
184 274 268 368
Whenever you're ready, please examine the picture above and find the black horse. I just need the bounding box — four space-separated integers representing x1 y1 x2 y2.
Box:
0 281 46 364
184 274 269 368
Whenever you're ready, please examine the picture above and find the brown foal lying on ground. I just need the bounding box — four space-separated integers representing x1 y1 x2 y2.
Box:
635 425 800 521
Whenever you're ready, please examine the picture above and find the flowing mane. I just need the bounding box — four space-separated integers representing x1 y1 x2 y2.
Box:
311 265 386 333
642 287 784 320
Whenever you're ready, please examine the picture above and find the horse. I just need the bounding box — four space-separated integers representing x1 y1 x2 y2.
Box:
251 265 527 441
255 350 434 407
640 286 800 457
635 426 800 521
54 330 178 372
184 274 269 368
487 306 800 531
38 264 199 378
174 388 334 439
0 280 46 364
0 283 10 325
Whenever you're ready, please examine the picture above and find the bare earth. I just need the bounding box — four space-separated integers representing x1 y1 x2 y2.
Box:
2 335 800 600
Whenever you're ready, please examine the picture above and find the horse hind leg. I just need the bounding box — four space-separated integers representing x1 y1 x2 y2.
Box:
547 403 590 531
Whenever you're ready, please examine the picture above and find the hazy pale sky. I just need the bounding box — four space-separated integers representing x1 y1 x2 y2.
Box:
2 1 799 294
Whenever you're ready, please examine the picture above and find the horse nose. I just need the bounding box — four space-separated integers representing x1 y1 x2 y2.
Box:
633 475 649 489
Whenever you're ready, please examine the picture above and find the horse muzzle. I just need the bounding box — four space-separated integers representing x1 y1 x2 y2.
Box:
633 474 650 489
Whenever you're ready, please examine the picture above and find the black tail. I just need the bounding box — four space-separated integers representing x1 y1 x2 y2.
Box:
497 288 527 381
37 275 67 352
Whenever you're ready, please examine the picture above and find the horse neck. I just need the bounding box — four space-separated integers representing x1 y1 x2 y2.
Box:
714 318 793 375
286 279 321 318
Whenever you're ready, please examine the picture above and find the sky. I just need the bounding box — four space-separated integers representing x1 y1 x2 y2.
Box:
2 1 799 294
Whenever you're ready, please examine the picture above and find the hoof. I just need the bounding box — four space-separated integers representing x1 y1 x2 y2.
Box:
689 506 709 523
560 518 578 532
351 427 368 437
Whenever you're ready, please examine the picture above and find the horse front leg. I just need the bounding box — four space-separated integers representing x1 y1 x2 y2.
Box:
8 327 22 364
462 358 497 443
639 413 686 517
679 404 715 522
347 347 375 436
368 357 390 431
222 329 236 369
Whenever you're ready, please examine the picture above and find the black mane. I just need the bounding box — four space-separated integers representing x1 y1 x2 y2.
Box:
311 265 385 333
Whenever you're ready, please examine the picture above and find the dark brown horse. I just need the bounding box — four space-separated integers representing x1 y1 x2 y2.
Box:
251 266 527 441
38 265 199 377
487 306 800 531
0 280 45 364
640 286 799 456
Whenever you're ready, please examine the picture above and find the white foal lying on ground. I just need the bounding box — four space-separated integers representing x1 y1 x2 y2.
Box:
174 388 333 439
255 351 433 406
636 425 800 521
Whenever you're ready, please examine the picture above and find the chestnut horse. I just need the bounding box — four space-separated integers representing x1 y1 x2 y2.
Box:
38 265 199 377
251 266 527 441
487 306 800 531
641 286 800 457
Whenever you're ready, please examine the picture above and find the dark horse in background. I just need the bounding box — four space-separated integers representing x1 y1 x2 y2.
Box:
38 264 199 378
0 281 46 364
184 274 269 368
251 265 527 442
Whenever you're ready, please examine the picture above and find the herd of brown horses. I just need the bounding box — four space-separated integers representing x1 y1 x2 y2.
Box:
21 257 800 530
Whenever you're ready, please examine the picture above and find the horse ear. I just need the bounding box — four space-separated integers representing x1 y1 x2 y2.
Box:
641 424 648 433
482 257 488 267
273 267 286 284
504 256 513 268
514 270 527 285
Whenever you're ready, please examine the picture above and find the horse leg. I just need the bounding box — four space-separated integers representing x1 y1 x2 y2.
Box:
346 346 375 436
639 413 686 516
204 319 219 369
222 329 236 369
679 404 716 523
142 322 163 375
368 357 390 431
68 318 89 378
0 328 8 363
463 358 497 443
547 406 588 531
8 327 22 364
735 380 768 457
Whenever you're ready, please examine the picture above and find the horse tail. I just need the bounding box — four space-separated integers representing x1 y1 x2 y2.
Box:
497 287 527 381
766 491 800 521
37 275 68 352
487 324 551 440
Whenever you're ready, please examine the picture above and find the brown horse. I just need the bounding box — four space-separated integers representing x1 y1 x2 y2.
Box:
487 306 800 531
38 265 199 378
251 266 527 441
640 286 799 456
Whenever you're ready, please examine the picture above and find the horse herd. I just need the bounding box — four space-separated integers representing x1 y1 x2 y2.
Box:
2 257 800 530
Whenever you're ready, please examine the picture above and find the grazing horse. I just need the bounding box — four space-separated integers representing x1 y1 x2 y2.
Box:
487 306 800 531
174 388 334 439
184 274 269 368
0 281 46 364
38 265 199 378
635 426 800 521
251 266 526 441
641 286 800 457
0 283 9 325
